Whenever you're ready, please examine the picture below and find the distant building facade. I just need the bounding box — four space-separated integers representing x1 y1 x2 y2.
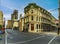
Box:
19 3 57 32
11 10 18 20
11 10 19 29
6 20 12 29
0 11 4 27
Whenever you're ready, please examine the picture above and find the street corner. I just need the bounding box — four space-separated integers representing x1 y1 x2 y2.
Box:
57 33 60 36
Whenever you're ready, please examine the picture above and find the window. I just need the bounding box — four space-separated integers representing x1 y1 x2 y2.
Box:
39 17 40 21
36 16 38 21
26 18 27 22
39 24 40 29
28 17 29 22
36 24 38 29
27 24 29 27
41 9 43 12
31 16 33 20
31 10 33 13
43 10 45 14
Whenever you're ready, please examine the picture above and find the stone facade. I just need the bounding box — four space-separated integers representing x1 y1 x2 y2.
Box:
6 20 12 29
11 10 19 29
19 3 57 32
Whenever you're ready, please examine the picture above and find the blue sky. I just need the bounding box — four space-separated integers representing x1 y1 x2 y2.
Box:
0 0 58 20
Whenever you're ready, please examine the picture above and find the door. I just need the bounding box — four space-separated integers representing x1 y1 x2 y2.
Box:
31 24 34 31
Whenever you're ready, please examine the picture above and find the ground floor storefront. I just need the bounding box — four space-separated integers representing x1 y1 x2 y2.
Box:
22 23 57 32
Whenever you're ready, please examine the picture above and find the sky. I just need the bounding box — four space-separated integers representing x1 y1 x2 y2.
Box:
0 0 58 21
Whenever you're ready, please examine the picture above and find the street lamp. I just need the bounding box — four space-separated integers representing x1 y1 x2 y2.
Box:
57 0 60 35
4 18 8 44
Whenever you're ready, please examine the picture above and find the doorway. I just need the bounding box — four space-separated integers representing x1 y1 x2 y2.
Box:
31 24 34 31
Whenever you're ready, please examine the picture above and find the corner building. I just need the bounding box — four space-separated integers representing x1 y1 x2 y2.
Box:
19 3 57 32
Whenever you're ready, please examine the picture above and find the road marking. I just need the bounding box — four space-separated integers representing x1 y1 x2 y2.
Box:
5 29 8 44
48 35 57 44
8 36 45 44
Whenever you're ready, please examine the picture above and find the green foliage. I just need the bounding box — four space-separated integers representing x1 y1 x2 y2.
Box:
0 25 2 28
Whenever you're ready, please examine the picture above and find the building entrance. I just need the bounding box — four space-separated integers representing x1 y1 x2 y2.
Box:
31 24 34 31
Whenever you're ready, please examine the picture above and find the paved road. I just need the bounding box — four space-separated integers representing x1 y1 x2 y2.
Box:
0 34 5 44
50 36 60 44
6 29 60 44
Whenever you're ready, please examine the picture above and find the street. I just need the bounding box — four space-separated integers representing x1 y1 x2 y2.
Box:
0 0 59 44
0 34 5 44
5 29 60 44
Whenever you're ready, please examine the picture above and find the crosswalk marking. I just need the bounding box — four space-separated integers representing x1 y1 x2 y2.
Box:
5 29 8 44
48 35 57 44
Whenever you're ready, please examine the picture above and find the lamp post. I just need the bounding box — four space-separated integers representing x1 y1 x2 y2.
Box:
4 18 8 44
57 0 60 35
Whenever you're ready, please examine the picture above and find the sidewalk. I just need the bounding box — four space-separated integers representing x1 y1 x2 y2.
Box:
41 32 57 35
40 32 60 36
31 31 58 36
0 34 5 44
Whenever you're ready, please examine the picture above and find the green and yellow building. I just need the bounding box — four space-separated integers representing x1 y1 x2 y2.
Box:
0 11 4 27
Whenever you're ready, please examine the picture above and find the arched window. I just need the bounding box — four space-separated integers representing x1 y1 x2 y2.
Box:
31 16 33 20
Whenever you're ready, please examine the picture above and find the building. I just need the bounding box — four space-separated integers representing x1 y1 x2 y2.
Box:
0 11 4 27
19 14 22 31
11 10 18 20
19 3 57 32
11 10 19 29
6 20 12 29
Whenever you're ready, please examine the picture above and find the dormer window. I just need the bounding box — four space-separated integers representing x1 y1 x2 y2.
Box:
38 8 40 10
41 9 43 12
44 10 46 13
31 5 34 8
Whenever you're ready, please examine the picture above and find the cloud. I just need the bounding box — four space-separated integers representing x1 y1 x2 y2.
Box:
1 0 25 16
1 0 15 10
1 4 14 10
4 14 11 20
48 9 58 19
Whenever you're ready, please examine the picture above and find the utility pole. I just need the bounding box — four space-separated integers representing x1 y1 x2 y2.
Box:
58 0 60 35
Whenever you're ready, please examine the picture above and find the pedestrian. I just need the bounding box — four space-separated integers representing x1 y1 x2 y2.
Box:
2 26 5 34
